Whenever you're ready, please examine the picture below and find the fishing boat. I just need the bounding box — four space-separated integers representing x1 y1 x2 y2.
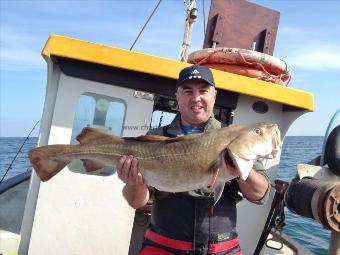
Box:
0 1 338 254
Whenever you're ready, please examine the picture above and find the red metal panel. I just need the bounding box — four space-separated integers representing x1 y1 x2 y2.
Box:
203 0 280 55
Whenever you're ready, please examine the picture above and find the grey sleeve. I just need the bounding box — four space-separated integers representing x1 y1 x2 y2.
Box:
251 160 271 205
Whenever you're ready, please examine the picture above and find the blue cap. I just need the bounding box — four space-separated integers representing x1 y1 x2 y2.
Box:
176 65 215 88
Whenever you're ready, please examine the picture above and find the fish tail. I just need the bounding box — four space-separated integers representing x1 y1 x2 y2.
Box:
28 145 72 181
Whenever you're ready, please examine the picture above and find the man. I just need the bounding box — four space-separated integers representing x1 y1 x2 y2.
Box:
117 65 269 255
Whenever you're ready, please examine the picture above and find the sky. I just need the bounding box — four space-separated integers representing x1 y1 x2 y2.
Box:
1 0 339 137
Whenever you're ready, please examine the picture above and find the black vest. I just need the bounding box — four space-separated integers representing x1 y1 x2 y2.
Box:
147 125 240 254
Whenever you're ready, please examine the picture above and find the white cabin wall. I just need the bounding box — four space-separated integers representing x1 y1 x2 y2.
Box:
25 73 154 255
19 59 62 255
232 94 305 255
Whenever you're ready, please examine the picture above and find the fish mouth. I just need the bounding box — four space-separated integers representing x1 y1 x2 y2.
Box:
224 143 280 180
224 149 276 180
264 149 280 159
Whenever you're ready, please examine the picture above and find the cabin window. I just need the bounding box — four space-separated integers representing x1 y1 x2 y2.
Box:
68 93 126 176
70 92 126 144
151 110 176 129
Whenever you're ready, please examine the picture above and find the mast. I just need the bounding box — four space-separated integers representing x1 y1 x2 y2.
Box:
178 0 198 62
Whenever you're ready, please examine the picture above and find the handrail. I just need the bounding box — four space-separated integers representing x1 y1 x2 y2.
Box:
0 170 31 195
320 108 340 166
0 120 39 184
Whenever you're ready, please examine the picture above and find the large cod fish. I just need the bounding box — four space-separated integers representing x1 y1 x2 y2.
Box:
28 123 281 202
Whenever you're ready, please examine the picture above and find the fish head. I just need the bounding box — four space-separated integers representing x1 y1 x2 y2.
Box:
224 123 281 180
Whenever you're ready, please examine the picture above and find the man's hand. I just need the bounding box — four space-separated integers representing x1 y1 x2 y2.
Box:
117 155 145 186
237 169 269 203
117 155 149 209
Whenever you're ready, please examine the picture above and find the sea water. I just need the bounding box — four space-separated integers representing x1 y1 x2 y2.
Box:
0 136 331 254
277 136 330 255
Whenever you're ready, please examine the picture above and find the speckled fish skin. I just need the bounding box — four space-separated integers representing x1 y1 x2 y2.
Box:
28 123 281 193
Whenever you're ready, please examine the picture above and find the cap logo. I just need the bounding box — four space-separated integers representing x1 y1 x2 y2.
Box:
191 69 200 75
188 69 201 79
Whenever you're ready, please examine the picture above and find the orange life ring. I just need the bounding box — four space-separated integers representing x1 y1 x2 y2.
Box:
201 63 290 86
188 47 291 86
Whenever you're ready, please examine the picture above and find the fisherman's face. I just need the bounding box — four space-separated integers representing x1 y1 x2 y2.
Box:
176 80 217 127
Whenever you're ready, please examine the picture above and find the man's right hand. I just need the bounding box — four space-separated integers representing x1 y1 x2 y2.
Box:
117 155 145 186
117 155 149 209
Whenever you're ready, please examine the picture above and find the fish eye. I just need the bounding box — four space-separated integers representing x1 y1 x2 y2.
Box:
254 128 262 135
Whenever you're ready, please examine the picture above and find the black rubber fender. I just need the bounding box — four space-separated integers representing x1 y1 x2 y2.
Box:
325 125 340 175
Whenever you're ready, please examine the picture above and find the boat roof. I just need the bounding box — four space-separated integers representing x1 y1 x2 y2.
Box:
42 35 314 111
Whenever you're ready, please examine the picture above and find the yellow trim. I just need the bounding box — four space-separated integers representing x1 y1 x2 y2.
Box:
42 35 314 111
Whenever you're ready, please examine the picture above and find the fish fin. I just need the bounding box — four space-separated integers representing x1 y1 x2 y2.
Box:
163 133 202 143
76 127 123 144
208 160 224 205
124 135 168 142
81 159 106 172
28 145 71 181
213 182 225 205
209 166 220 188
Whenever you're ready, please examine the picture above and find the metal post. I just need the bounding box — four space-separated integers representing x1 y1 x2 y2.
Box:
328 231 340 255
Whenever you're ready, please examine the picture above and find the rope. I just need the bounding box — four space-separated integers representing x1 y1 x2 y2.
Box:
178 0 197 62
195 48 221 65
320 107 340 166
0 120 40 184
236 51 279 79
129 0 162 51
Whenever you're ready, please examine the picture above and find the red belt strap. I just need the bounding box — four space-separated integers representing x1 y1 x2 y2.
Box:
208 236 240 253
144 229 240 252
139 245 175 255
145 229 193 251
